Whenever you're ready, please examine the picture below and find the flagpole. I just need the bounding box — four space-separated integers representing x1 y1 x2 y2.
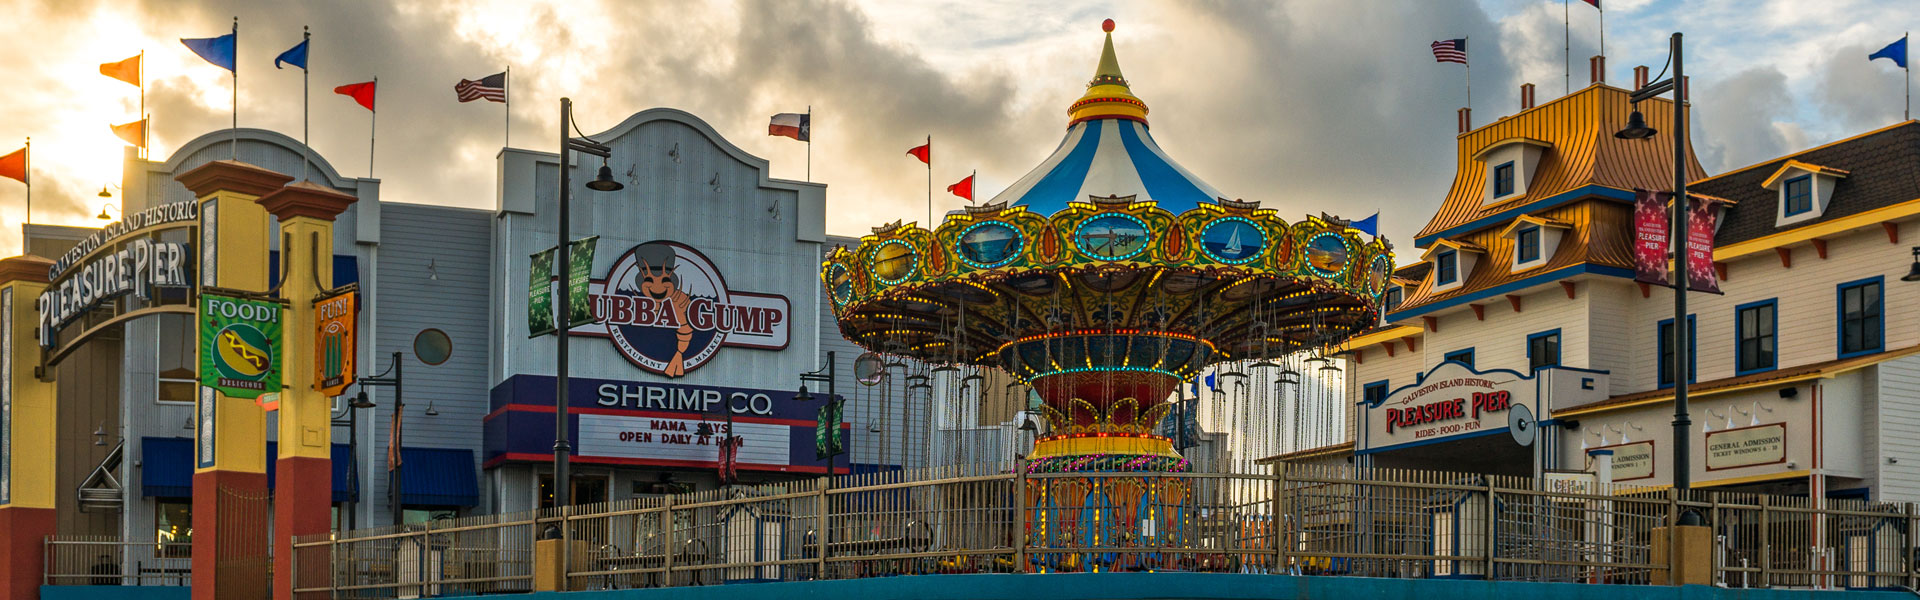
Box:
970 169 976 205
302 27 311 181
806 105 813 182
231 16 238 159
1564 0 1571 96
504 66 511 149
22 137 29 231
140 50 148 159
1465 36 1472 112
369 76 377 178
1907 32 1911 121
1599 6 1606 61
925 135 932 226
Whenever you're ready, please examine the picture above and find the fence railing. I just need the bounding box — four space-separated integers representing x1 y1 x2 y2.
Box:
44 536 192 587
271 462 1920 596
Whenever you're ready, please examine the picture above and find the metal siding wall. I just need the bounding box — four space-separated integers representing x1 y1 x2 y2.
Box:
1877 355 1920 501
369 203 493 522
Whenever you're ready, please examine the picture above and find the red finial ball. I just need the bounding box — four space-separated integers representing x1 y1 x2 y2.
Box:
1102 19 1115 33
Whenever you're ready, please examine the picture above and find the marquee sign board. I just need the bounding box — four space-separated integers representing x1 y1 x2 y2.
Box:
1705 423 1787 471
38 236 192 347
569 241 790 378
1358 361 1540 454
198 292 284 399
1596 440 1656 481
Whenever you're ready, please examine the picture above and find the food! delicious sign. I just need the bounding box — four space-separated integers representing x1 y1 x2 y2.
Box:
1358 361 1543 453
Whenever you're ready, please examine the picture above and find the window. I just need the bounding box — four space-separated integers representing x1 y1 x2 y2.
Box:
1384 286 1403 313
1658 316 1697 388
1784 175 1812 216
1363 381 1390 406
1516 226 1540 263
1436 251 1458 285
539 473 610 509
1527 330 1561 371
157 314 195 403
1736 300 1777 375
155 499 192 558
1493 162 1516 198
1838 277 1884 358
1443 349 1475 368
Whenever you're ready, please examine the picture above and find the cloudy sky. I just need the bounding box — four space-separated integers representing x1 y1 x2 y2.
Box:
0 0 1914 257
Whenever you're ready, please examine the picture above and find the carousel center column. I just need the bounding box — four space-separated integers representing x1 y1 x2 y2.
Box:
259 182 356 600
178 160 292 600
0 256 55 600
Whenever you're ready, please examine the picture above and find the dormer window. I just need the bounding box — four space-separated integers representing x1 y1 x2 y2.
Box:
1783 175 1812 216
1760 160 1848 227
1472 137 1552 205
1423 239 1483 293
1497 214 1570 273
1436 251 1458 285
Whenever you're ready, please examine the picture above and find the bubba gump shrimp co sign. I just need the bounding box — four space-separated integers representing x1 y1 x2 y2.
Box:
1358 361 1540 453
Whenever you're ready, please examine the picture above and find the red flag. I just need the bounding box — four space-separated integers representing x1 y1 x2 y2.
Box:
335 81 377 111
0 147 23 184
947 174 974 201
907 143 930 164
100 54 140 87
1581 0 1599 7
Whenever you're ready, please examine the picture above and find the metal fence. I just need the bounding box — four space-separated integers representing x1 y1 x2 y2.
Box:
260 463 1920 596
44 536 192 586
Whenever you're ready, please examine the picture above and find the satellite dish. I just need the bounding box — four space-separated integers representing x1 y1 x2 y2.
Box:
1508 403 1536 447
854 353 887 386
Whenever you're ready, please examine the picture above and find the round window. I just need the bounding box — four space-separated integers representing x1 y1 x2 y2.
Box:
414 328 453 366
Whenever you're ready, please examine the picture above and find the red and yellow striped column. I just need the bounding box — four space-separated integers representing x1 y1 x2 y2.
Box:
258 182 355 600
0 256 55 600
178 160 290 600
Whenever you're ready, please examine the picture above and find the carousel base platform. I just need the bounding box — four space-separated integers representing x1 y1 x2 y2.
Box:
509 573 1912 600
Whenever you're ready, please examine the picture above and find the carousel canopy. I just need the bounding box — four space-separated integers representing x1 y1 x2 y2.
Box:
991 20 1224 217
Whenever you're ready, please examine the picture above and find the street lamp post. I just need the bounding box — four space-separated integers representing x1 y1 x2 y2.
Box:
355 352 404 525
551 97 623 518
796 352 839 478
1618 32 1695 493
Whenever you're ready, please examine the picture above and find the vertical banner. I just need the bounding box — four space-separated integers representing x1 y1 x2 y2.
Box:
1632 189 1670 286
815 399 843 459
314 290 358 397
198 291 284 399
1686 196 1722 293
527 247 556 337
196 386 217 469
1632 189 1722 293
567 236 598 326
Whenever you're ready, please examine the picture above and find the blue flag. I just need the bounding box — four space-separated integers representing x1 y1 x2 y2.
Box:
275 39 308 70
1352 212 1380 237
182 33 237 72
1870 35 1907 69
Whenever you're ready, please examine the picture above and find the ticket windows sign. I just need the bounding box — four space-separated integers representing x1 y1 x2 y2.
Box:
1358 361 1545 453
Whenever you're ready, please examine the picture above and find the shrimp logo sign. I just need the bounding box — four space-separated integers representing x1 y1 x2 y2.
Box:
198 292 283 399
579 241 790 377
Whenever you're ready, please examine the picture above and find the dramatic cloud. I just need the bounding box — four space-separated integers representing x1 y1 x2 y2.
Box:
0 0 1915 259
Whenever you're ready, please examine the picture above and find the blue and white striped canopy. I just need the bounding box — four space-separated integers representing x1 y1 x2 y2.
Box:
991 118 1224 217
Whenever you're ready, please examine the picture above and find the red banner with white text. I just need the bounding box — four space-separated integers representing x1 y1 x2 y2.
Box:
1632 189 1720 294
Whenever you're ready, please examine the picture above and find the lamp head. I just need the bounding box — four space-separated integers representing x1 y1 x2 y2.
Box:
1902 247 1920 282
793 384 812 402
586 162 625 192
98 186 112 198
1615 107 1657 139
350 391 376 409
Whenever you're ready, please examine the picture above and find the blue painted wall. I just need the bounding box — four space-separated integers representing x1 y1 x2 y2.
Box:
42 586 190 600
513 573 1911 600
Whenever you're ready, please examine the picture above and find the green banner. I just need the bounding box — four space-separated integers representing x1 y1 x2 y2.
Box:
815 399 844 460
198 292 283 399
528 247 556 337
567 236 598 326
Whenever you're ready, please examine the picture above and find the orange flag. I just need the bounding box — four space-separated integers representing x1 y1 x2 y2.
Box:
111 118 147 148
0 147 24 184
100 54 140 87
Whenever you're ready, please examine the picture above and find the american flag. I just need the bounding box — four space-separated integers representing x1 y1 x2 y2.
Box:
454 72 507 103
1431 39 1468 65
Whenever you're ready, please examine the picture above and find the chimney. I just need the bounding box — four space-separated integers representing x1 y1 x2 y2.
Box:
1458 107 1472 133
1590 55 1606 84
1633 65 1649 90
1520 83 1536 110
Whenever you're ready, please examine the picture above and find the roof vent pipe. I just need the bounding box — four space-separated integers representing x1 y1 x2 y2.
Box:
1591 56 1606 84
1521 83 1536 110
1633 65 1649 90
1458 107 1472 134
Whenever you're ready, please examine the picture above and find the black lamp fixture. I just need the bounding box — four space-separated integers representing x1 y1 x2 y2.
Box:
96 203 119 221
1615 107 1657 139
793 384 813 402
1902 246 1920 282
98 186 112 198
350 391 376 409
585 158 624 192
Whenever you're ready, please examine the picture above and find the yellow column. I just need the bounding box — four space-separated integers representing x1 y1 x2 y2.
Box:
0 256 56 600
258 182 357 600
176 160 292 600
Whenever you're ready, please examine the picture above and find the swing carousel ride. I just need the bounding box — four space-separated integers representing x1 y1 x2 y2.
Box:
824 18 1390 571
824 19 1391 473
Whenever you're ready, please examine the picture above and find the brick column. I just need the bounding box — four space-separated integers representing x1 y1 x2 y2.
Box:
178 160 291 600
259 182 356 600
0 256 55 600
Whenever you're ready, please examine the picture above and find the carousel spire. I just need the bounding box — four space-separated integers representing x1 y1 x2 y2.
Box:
1069 19 1149 125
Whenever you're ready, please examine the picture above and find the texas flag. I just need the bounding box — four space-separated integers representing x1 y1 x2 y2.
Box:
768 113 809 142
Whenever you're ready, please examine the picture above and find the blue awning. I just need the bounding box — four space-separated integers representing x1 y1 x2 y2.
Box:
140 437 359 502
396 447 479 507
